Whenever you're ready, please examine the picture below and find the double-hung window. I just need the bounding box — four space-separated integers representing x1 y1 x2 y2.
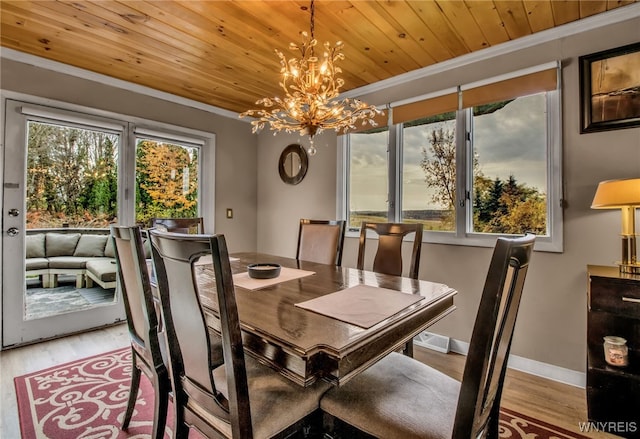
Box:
342 63 562 251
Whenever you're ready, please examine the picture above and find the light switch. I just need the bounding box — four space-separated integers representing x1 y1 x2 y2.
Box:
226 208 233 219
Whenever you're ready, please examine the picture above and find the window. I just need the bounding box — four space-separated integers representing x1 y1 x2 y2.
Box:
402 113 457 232
342 63 563 251
471 94 548 235
348 128 389 228
26 121 120 229
134 136 201 227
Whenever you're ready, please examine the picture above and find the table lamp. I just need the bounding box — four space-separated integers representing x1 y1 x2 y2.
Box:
591 178 640 274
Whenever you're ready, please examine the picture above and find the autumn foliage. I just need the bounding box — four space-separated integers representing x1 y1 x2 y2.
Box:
26 123 198 229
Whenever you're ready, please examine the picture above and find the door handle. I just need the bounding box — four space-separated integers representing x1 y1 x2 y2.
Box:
7 227 19 237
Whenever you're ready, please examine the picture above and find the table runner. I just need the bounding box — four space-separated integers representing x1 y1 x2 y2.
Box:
233 266 316 290
295 284 423 328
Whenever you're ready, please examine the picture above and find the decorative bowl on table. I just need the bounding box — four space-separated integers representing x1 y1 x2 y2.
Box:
247 263 281 279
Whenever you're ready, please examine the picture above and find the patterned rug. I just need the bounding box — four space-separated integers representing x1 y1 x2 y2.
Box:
14 348 592 439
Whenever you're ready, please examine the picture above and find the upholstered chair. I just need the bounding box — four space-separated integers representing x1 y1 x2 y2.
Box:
111 225 170 439
321 234 536 439
296 219 346 266
149 229 331 439
357 222 423 279
357 222 423 355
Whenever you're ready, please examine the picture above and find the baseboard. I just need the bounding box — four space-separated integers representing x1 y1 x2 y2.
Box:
413 332 451 353
427 336 587 389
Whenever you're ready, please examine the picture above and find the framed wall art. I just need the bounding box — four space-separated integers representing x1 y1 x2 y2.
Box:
579 42 640 133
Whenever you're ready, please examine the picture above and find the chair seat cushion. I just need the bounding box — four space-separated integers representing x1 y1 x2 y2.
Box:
212 354 331 438
26 258 49 270
86 259 118 282
48 256 94 269
320 352 460 439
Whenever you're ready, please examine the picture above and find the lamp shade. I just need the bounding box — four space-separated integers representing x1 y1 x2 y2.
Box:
591 178 640 209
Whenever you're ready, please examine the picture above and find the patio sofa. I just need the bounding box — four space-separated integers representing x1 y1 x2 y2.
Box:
26 228 117 290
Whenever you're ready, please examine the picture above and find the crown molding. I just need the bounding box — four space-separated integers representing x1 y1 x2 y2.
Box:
341 3 640 99
0 47 242 121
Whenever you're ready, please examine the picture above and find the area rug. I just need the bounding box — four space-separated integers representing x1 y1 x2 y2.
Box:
25 277 115 320
15 348 591 439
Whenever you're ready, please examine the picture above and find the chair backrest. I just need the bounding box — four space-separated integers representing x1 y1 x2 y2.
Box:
296 219 346 266
357 222 423 279
111 225 163 366
453 233 535 439
150 217 204 234
149 229 251 438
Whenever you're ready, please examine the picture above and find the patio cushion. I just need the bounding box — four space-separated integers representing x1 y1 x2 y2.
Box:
86 259 118 283
26 233 46 258
48 256 93 269
26 258 49 270
45 233 81 257
73 234 109 257
104 238 116 258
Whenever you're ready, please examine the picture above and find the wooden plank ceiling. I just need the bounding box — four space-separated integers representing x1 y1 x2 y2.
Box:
1 1 636 114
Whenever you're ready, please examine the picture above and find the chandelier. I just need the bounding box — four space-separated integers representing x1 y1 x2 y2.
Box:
239 0 381 155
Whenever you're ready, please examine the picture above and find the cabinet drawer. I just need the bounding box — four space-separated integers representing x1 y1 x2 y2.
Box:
590 276 640 318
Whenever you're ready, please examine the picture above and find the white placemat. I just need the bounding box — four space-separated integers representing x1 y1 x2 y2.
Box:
295 285 423 328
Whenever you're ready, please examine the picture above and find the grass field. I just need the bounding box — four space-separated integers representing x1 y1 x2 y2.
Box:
349 211 453 232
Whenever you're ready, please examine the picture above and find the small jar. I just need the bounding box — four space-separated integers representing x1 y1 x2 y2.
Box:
603 336 629 367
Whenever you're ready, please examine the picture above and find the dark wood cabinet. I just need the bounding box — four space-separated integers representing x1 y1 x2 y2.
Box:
587 265 640 437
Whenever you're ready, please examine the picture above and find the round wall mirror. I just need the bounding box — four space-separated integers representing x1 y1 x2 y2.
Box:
278 144 308 185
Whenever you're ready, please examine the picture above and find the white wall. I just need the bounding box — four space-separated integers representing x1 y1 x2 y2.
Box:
256 132 339 254
256 11 640 374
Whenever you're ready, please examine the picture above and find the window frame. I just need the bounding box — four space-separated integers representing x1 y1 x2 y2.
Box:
338 67 563 253
132 126 206 226
3 93 216 230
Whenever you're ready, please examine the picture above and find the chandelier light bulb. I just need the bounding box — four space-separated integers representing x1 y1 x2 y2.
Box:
239 0 381 155
308 143 317 156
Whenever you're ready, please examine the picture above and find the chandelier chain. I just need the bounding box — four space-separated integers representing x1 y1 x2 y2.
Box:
239 0 381 155
310 0 315 40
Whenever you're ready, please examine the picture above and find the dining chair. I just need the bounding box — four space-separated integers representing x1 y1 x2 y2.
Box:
150 217 204 234
321 233 536 439
357 222 423 356
296 219 346 266
357 222 423 279
111 225 170 439
149 229 331 439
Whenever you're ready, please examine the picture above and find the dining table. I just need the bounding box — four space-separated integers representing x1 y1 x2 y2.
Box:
193 252 457 388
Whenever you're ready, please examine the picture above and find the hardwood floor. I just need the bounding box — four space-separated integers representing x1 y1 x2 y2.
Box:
0 324 620 438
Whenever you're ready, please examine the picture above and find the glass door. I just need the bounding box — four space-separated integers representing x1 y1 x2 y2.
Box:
134 135 200 226
2 100 127 347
